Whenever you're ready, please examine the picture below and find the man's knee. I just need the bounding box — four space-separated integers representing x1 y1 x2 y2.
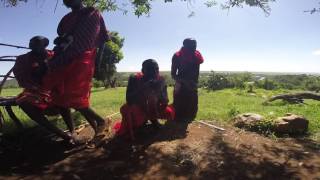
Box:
120 104 130 115
76 107 89 113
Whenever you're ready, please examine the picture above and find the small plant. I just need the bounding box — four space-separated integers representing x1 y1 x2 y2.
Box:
247 119 275 135
228 106 240 118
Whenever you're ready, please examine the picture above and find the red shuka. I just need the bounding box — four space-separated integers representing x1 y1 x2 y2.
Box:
113 72 175 138
113 104 175 138
43 7 109 108
174 47 204 65
43 50 96 108
13 51 54 110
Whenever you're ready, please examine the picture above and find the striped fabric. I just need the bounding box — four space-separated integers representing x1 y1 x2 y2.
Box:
49 7 109 69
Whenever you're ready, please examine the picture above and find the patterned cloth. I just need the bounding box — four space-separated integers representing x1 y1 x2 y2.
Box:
171 47 204 121
13 51 53 90
13 51 54 110
171 47 204 82
43 50 96 108
113 104 175 138
49 7 109 69
42 7 109 108
113 72 175 138
16 89 52 110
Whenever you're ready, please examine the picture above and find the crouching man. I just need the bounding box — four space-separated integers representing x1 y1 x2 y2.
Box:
113 59 175 140
13 36 81 145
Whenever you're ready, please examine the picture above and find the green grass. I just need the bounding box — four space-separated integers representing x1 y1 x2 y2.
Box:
197 88 320 140
1 87 320 141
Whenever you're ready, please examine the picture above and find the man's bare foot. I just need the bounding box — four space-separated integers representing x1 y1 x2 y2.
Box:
95 118 111 137
67 132 89 146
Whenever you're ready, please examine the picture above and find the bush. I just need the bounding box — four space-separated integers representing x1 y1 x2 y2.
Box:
304 77 320 92
206 72 231 90
205 71 253 91
92 79 104 88
255 78 278 90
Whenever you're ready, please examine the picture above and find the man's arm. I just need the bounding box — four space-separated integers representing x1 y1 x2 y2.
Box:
158 78 169 108
171 54 178 80
126 75 138 105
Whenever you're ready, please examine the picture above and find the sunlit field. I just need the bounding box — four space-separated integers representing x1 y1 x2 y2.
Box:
1 87 320 141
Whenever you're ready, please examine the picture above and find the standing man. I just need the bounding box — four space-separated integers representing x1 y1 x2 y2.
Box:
43 0 110 138
171 38 204 122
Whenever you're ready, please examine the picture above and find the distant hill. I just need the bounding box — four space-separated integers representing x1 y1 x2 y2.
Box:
1 71 318 89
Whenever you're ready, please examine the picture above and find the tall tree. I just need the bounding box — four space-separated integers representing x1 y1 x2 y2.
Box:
94 31 124 88
1 0 276 16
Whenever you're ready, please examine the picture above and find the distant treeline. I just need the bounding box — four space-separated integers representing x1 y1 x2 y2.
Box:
2 72 320 92
203 72 320 92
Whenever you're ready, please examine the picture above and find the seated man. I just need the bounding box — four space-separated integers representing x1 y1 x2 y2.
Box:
13 36 79 144
113 59 175 140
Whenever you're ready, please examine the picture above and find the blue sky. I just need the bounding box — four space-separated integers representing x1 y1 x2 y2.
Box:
0 0 319 74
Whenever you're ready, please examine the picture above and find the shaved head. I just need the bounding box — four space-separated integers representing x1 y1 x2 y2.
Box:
29 36 49 54
183 38 197 51
142 59 159 80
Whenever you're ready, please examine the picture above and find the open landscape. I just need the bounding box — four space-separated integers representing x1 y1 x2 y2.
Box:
1 72 320 179
1 0 320 179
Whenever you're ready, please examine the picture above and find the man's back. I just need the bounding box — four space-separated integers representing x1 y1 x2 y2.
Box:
126 73 168 110
171 47 204 83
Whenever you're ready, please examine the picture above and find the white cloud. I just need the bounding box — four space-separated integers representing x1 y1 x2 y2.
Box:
312 49 320 56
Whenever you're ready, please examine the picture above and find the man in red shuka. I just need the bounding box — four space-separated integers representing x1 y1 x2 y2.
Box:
113 59 175 140
171 38 204 122
13 36 79 144
43 0 110 138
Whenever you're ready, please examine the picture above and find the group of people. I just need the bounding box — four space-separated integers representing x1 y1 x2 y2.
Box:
12 0 204 145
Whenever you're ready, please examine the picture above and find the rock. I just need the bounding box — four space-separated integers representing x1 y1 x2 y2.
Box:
274 114 308 134
233 113 264 128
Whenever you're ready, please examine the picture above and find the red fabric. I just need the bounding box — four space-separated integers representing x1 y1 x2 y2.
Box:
50 7 109 69
13 50 54 90
14 50 54 109
175 47 204 65
134 72 161 80
16 89 52 110
113 104 175 138
135 72 144 79
43 50 96 108
57 7 108 49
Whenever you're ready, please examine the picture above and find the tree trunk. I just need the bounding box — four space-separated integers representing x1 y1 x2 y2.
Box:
265 92 320 104
110 78 117 88
103 80 109 89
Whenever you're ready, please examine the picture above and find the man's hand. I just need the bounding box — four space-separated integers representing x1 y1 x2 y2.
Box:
44 57 54 73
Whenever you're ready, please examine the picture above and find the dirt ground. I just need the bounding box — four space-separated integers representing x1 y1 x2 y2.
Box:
0 120 320 180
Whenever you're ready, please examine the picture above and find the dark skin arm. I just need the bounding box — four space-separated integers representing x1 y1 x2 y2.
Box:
171 54 179 80
158 78 169 109
126 75 158 105
126 75 139 105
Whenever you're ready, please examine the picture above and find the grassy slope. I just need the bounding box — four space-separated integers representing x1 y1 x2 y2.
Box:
1 88 320 140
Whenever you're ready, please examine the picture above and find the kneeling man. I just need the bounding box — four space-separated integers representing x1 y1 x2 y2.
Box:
114 59 175 140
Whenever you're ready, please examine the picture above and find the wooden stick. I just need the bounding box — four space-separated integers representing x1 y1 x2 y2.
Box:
0 68 14 94
0 43 30 49
198 121 226 131
106 112 120 118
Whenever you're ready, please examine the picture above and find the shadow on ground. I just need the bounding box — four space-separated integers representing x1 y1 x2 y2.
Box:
0 120 319 179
